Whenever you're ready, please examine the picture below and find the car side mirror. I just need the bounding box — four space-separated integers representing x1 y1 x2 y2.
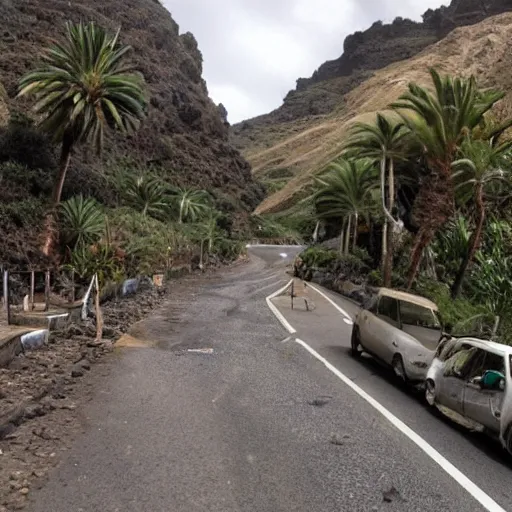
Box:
481 370 506 390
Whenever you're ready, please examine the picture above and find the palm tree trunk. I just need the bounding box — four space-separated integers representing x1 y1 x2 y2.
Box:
407 228 434 290
339 221 345 255
383 158 395 287
407 169 455 289
383 220 393 287
345 215 352 254
42 133 73 257
451 183 485 299
352 212 358 251
381 220 388 276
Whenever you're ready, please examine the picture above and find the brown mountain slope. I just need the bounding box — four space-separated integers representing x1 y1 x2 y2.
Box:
232 0 512 157
0 0 263 214
248 11 512 214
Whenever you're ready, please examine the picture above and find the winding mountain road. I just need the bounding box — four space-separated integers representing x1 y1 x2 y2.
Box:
27 246 512 512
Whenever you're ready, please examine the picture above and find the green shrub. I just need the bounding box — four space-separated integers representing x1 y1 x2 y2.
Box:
367 269 383 286
336 253 370 279
299 247 338 269
414 278 494 337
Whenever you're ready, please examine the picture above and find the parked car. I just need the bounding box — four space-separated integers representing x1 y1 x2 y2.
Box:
350 288 442 383
426 336 512 453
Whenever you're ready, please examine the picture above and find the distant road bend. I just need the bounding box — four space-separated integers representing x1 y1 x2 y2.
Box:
28 245 511 512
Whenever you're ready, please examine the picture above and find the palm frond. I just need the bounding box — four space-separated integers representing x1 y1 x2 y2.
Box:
18 21 147 151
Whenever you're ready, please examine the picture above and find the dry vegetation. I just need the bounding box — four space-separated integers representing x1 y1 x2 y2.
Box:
250 12 512 214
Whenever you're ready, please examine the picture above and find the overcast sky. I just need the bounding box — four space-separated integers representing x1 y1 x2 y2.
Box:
164 0 447 123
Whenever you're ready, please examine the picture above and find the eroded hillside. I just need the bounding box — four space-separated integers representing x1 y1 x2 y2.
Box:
244 11 512 214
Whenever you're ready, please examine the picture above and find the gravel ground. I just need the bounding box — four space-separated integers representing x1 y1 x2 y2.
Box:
0 273 208 512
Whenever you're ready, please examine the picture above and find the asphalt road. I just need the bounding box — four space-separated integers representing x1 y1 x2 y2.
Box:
26 246 510 511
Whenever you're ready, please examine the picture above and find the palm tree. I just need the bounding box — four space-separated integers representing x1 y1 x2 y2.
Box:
18 21 146 256
345 113 410 285
59 195 105 249
313 158 377 254
449 137 512 297
391 68 506 288
172 188 210 224
120 175 170 219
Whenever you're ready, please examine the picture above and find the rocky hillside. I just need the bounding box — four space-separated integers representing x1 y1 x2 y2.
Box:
0 0 263 214
230 0 512 214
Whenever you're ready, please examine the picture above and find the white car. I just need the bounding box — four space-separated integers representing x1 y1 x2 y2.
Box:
426 337 512 453
351 288 442 383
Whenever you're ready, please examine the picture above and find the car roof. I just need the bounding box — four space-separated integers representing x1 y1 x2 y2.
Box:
378 288 438 311
454 337 512 356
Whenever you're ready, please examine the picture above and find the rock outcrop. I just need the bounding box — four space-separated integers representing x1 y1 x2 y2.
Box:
237 8 512 214
231 0 512 152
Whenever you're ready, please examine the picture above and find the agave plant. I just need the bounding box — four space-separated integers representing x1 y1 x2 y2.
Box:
171 188 210 224
60 195 105 249
18 21 146 255
120 175 171 219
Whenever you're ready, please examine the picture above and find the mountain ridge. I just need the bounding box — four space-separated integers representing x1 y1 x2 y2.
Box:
231 0 512 156
241 8 512 214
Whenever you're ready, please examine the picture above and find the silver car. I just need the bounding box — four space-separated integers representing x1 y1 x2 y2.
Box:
351 288 442 383
426 337 512 453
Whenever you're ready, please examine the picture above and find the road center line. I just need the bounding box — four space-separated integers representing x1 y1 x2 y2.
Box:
307 283 354 324
294 337 505 512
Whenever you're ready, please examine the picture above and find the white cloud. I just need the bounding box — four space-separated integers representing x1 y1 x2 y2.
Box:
164 0 448 123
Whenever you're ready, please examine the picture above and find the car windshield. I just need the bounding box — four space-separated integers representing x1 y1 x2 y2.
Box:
399 300 441 330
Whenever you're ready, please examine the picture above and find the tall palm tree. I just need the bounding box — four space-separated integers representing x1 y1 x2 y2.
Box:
313 158 377 254
449 137 512 297
172 188 210 224
391 68 506 288
345 113 410 285
18 21 146 256
120 175 170 219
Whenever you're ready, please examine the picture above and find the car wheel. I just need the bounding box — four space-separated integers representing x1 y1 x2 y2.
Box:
392 354 408 385
351 327 363 358
425 379 436 407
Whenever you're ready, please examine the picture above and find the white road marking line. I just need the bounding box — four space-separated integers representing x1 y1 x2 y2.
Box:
294 337 506 512
308 283 354 325
266 279 296 334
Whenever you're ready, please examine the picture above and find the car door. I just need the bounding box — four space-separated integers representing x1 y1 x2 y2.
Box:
436 344 480 415
357 296 377 351
463 351 505 432
365 296 400 364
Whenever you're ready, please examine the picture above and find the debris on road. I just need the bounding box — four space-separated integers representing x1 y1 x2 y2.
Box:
308 395 332 407
187 348 214 354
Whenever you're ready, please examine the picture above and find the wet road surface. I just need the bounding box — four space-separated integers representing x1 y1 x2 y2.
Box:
26 246 510 512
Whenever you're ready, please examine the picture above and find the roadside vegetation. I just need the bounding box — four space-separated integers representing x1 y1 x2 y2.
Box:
292 69 512 345
0 21 251 288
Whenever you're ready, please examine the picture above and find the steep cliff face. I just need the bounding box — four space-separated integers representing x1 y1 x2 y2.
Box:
231 0 512 154
0 0 263 212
